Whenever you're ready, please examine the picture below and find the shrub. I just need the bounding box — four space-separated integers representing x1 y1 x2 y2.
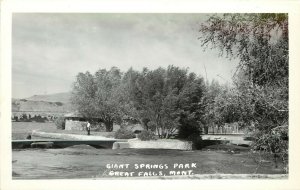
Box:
54 117 65 130
138 130 156 141
187 133 203 150
55 102 63 106
252 125 288 172
92 123 106 132
114 128 135 139
20 113 28 122
31 115 47 122
177 120 201 139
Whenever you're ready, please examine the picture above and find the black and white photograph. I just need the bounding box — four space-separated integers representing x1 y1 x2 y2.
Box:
10 12 289 180
1 1 300 189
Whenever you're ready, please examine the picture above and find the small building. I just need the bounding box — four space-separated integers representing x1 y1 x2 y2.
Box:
64 111 102 131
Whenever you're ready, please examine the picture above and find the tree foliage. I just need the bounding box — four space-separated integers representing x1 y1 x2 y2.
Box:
123 65 206 138
71 65 206 138
54 116 65 130
114 128 135 139
199 13 288 170
138 130 156 141
200 13 288 87
71 67 123 132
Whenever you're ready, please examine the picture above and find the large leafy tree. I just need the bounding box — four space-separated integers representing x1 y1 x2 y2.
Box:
71 67 123 132
202 80 225 133
123 65 206 138
199 13 288 170
71 65 206 137
200 13 288 87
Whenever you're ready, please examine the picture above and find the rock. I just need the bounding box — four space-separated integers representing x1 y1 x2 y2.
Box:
128 139 193 150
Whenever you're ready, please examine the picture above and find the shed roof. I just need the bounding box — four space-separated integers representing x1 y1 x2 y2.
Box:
64 111 83 118
64 111 103 120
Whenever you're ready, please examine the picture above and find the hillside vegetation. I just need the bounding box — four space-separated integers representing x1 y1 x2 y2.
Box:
12 92 73 113
26 92 71 103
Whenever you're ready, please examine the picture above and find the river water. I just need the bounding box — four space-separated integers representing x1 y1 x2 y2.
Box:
12 145 284 179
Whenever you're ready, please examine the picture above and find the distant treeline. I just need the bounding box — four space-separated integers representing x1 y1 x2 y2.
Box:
12 113 58 123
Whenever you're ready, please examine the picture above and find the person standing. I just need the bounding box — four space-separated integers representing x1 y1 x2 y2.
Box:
86 121 91 136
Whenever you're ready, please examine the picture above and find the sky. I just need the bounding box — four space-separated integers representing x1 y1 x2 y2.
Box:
12 13 239 99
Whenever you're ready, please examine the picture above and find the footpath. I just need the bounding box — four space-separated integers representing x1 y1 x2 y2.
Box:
31 131 193 150
32 130 115 140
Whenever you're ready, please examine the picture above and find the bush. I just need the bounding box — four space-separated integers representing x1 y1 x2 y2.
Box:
30 115 47 122
138 130 156 141
252 125 288 172
114 128 135 139
92 123 106 132
177 120 201 139
54 117 65 130
55 102 63 106
20 113 29 122
187 133 203 150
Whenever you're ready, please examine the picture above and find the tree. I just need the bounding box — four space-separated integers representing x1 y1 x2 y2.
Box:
199 13 288 87
177 75 206 138
123 65 206 139
55 116 65 130
71 67 123 132
72 65 206 138
203 81 249 134
20 113 28 121
126 66 181 138
202 80 224 134
199 13 288 171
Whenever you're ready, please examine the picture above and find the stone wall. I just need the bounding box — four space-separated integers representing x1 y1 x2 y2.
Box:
65 120 87 131
126 139 192 150
31 131 116 140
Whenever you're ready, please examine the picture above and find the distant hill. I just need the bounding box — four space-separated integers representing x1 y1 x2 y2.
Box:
12 92 74 115
26 92 71 103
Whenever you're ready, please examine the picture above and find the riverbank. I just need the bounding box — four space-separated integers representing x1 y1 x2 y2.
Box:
26 131 193 150
12 122 115 140
31 130 115 140
12 122 286 179
13 122 244 150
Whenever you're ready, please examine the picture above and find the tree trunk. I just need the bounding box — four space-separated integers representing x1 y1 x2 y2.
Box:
204 126 208 134
141 119 149 131
104 121 113 132
165 131 169 139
